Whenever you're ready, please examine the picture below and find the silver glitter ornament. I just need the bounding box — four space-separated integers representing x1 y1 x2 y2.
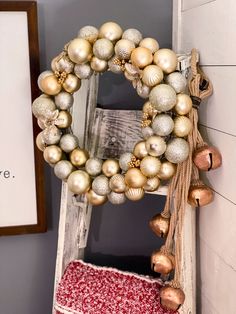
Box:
78 25 99 44
108 192 126 204
108 56 123 74
152 114 174 136
109 174 126 193
51 53 74 74
85 158 103 176
93 38 114 61
166 72 187 93
141 126 154 139
74 63 93 79
114 39 135 60
119 152 134 172
149 84 177 112
42 125 62 145
136 81 151 99
145 135 167 157
59 134 79 153
92 175 111 196
32 95 56 119
165 138 190 163
122 28 142 46
54 160 75 181
55 92 74 110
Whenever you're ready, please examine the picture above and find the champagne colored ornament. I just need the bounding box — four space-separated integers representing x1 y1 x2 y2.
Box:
141 126 154 139
102 159 120 177
145 136 166 157
149 84 176 112
149 214 169 238
109 174 126 193
37 118 47 130
85 157 103 176
86 189 107 206
125 187 145 201
90 56 108 72
78 25 99 44
173 116 192 137
131 47 153 69
108 192 126 205
165 138 189 163
59 134 79 153
152 114 174 136
133 141 148 159
55 110 72 128
54 160 75 181
142 101 158 117
36 132 46 151
70 148 89 167
92 175 111 196
125 168 147 188
136 82 151 99
39 74 62 95
32 95 56 119
153 48 177 74
67 170 91 194
188 183 214 207
119 152 134 172
93 38 114 61
114 39 135 60
51 53 74 74
140 156 161 177
55 91 74 110
67 38 92 64
143 176 160 192
42 125 62 145
157 161 176 180
74 63 93 79
151 250 175 275
122 28 142 46
99 21 123 42
108 56 123 74
37 71 53 90
160 286 185 311
174 93 192 115
139 37 159 54
141 65 163 87
43 145 63 164
62 74 81 93
193 145 222 171
166 72 187 93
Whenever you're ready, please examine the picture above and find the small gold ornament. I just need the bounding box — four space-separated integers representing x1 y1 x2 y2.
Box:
90 56 108 72
78 25 99 44
32 95 56 119
173 116 192 137
39 74 62 95
145 135 167 157
128 156 141 168
142 101 158 117
188 181 214 207
157 161 176 180
149 84 177 112
151 250 175 275
67 170 91 194
36 132 46 151
55 91 74 110
141 126 154 139
114 39 135 60
125 187 145 201
131 47 153 68
42 125 62 145
70 148 89 167
93 38 114 61
51 53 74 74
152 114 174 136
160 286 185 311
119 152 134 171
92 175 111 196
62 74 81 93
139 37 159 54
43 145 63 164
193 145 222 171
125 168 147 188
133 141 148 159
108 56 124 74
166 72 187 93
74 63 93 79
122 28 142 46
85 158 103 176
54 160 75 181
67 38 92 64
102 159 120 177
99 21 123 42
54 110 72 129
140 156 161 177
141 65 163 87
86 189 107 206
149 214 169 237
37 71 53 90
174 93 193 115
108 192 126 204
143 177 160 192
165 138 189 163
153 48 177 74
109 174 126 193
59 134 79 153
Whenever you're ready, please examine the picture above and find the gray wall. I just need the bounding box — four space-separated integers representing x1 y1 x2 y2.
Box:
0 1 172 313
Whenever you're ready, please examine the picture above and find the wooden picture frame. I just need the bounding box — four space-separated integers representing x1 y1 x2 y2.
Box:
0 1 46 235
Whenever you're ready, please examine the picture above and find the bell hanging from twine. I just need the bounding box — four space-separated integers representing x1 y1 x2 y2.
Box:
188 180 214 207
160 285 185 311
193 145 222 171
149 213 170 238
151 249 175 276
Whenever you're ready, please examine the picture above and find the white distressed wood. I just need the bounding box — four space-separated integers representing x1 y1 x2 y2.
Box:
182 0 216 12
172 0 182 52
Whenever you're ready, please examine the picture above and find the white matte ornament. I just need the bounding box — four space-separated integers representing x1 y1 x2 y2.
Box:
149 84 176 112
59 134 79 153
54 160 74 181
93 38 114 61
85 158 103 176
122 28 142 46
78 25 99 44
74 63 93 79
92 175 111 196
108 192 126 204
145 135 167 157
119 152 133 171
166 72 187 93
152 114 174 136
165 138 190 163
55 92 74 110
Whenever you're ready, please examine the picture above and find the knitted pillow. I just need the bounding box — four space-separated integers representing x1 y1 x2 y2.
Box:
55 260 177 314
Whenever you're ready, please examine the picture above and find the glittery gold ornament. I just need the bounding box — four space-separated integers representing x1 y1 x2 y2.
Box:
193 145 222 171
173 116 192 137
152 114 174 136
140 156 161 177
174 94 192 115
86 189 107 206
78 25 99 44
165 138 189 163
62 74 81 93
59 134 79 153
160 286 185 311
90 56 108 72
108 192 126 204
67 38 92 64
119 152 134 171
141 126 154 139
133 141 148 159
51 53 74 74
142 101 158 117
67 170 91 194
99 21 123 42
166 72 187 93
74 63 93 79
109 174 126 193
93 38 114 61
157 161 176 180
54 91 74 110
54 110 72 128
108 56 124 74
141 65 163 87
70 148 89 167
145 136 166 157
85 157 103 176
139 37 159 54
125 187 145 201
151 250 175 275
149 84 176 112
114 39 135 60
92 175 111 196
143 177 160 192
136 81 151 99
131 47 153 68
43 145 63 164
125 168 147 188
39 74 62 95
149 214 169 238
102 159 120 177
32 95 56 119
36 132 46 151
54 160 75 181
42 125 62 145
122 28 142 46
153 48 177 74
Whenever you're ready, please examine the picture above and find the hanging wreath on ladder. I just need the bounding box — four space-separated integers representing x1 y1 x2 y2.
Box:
32 22 222 311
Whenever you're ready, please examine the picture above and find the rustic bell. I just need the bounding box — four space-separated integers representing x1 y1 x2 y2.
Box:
193 145 222 171
188 181 214 207
151 250 175 275
149 213 169 238
160 285 185 311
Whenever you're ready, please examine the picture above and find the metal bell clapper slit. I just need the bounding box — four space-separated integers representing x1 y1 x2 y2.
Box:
193 145 222 171
188 180 214 207
160 285 185 311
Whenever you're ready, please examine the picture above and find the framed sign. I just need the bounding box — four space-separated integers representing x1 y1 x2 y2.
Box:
0 1 46 235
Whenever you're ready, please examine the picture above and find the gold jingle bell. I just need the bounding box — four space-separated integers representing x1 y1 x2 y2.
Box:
160 285 185 311
188 181 214 207
193 145 222 171
149 213 170 238
151 250 175 275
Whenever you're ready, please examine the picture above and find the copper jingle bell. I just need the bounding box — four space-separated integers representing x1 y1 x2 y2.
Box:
193 145 222 171
160 285 185 311
151 250 175 275
149 213 170 238
188 182 214 207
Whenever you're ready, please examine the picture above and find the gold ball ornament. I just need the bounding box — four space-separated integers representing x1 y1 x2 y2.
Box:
54 91 74 110
149 84 176 112
108 56 123 74
109 174 126 193
160 286 185 311
166 72 187 93
37 71 53 90
193 145 222 171
36 132 46 151
153 48 177 74
125 188 145 201
133 141 148 159
108 192 126 205
74 63 93 79
122 28 142 46
51 54 74 74
143 177 160 192
32 95 56 119
43 145 63 164
157 161 176 180
119 152 134 172
149 214 169 238
92 175 111 196
165 138 189 163
54 160 75 181
78 25 99 44
54 110 72 129
141 65 163 87
70 148 89 167
141 126 154 139
188 182 214 207
85 158 103 176
139 37 159 54
102 159 120 177
152 114 174 136
173 116 192 137
99 21 123 42
125 168 147 188
174 93 192 115
151 250 175 275
67 170 91 195
39 74 62 96
140 156 161 177
62 74 81 93
114 39 135 60
90 56 108 72
86 189 107 206
145 136 167 157
67 38 92 64
59 134 79 153
42 125 62 145
131 47 153 69
142 101 158 117
93 38 114 61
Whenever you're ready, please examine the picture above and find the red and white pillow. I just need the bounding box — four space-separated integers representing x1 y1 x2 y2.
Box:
55 260 177 314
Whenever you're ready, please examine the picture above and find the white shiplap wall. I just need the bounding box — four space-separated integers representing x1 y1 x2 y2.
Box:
173 0 236 313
